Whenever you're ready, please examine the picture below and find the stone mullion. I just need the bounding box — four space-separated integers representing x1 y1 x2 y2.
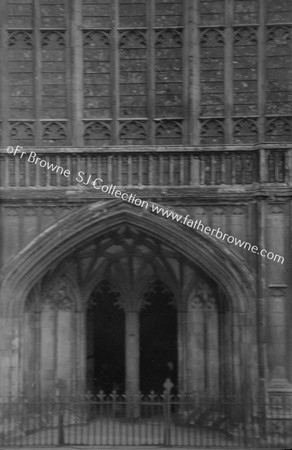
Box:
188 0 200 145
147 0 155 144
182 0 189 145
64 0 72 144
224 0 233 144
71 0 83 146
34 0 42 146
258 0 266 142
112 0 119 144
0 0 9 146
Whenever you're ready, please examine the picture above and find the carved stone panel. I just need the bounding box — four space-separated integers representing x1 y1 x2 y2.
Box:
43 278 73 311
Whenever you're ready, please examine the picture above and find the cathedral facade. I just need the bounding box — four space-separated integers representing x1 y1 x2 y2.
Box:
0 0 291 412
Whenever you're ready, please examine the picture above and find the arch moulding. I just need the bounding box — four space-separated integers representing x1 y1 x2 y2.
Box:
0 199 256 318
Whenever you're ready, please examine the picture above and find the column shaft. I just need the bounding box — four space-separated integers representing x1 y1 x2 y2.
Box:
125 310 140 417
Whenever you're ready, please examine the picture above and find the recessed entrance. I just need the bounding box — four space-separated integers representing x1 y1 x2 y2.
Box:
140 280 177 394
86 280 125 394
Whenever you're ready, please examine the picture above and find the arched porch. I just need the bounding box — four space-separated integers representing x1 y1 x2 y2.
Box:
0 200 257 403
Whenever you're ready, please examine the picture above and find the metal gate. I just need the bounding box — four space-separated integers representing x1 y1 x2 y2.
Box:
0 392 291 447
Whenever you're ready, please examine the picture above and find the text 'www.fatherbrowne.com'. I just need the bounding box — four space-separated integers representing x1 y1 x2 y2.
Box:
6 145 285 265
150 203 284 264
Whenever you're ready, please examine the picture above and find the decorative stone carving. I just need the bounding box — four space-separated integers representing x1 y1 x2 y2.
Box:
142 280 176 310
43 278 73 311
234 27 257 45
200 119 224 144
155 120 182 140
200 28 224 47
155 29 183 47
190 280 216 310
266 118 291 140
42 122 67 145
84 121 111 144
10 122 34 143
119 30 146 48
233 118 258 138
114 295 150 313
119 121 147 142
8 31 33 48
41 31 66 48
83 30 110 48
267 26 291 45
87 280 121 310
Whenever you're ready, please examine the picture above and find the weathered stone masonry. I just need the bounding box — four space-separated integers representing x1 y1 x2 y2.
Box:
0 0 291 406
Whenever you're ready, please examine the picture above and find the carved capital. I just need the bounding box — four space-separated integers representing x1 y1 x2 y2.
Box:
190 279 216 310
43 278 73 311
114 295 150 313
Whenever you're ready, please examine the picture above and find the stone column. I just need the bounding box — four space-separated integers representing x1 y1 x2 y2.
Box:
125 309 140 418
0 317 21 398
41 278 74 397
186 279 218 394
177 309 188 393
118 290 151 418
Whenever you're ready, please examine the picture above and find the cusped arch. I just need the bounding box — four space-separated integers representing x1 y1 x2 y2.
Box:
0 200 256 318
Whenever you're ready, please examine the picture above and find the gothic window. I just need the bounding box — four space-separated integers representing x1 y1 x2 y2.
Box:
233 27 258 119
1 0 69 146
233 0 258 24
0 0 291 147
266 0 292 24
266 26 292 117
200 28 225 122
82 0 185 145
200 0 225 26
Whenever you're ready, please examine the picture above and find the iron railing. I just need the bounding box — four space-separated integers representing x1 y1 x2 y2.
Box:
0 392 291 447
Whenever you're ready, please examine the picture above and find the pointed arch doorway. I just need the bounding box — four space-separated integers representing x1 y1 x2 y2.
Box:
3 201 257 405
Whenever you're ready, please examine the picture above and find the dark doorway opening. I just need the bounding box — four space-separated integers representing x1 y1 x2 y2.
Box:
140 280 177 394
86 280 124 394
